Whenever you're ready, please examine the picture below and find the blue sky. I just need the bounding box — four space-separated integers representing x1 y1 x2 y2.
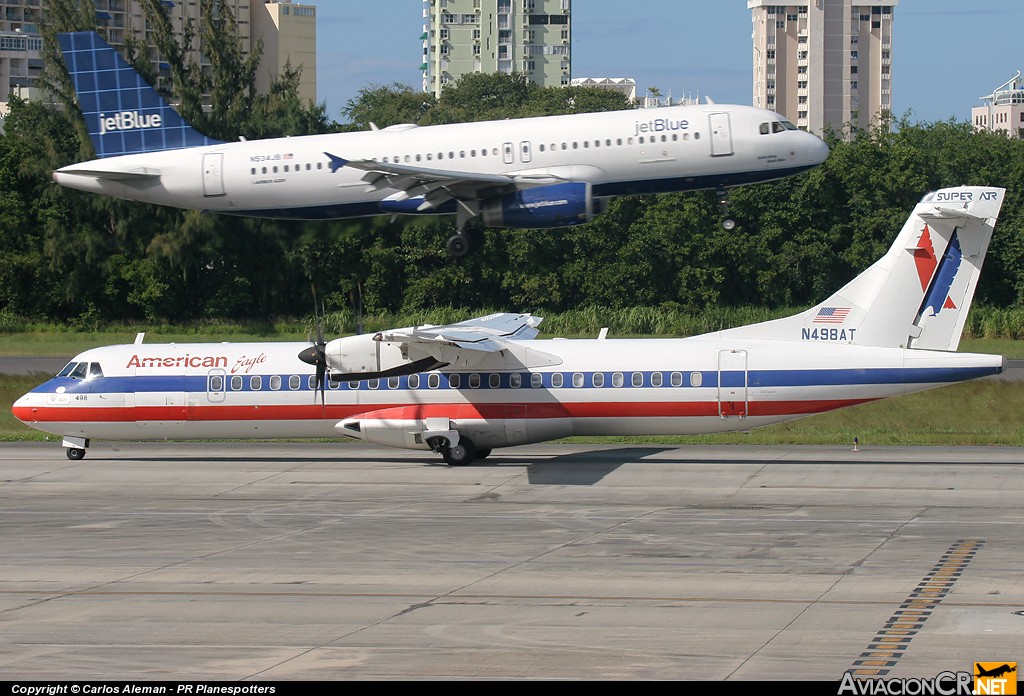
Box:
312 1 1024 124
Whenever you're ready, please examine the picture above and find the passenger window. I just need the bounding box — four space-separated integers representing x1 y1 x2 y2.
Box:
428 373 440 389
231 375 243 391
368 379 379 389
469 373 481 388
270 375 281 390
408 374 420 389
449 374 461 389
612 372 624 387
489 373 500 388
509 373 521 388
572 372 584 388
329 377 341 389
210 375 224 392
690 372 703 387
531 373 543 388
593 372 605 388
632 372 643 387
551 373 564 388
307 375 316 390
289 375 301 390
670 372 682 387
651 372 663 387
388 376 400 389
251 375 263 391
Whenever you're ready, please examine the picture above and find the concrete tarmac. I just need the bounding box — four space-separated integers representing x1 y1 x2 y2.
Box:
1 441 1023 681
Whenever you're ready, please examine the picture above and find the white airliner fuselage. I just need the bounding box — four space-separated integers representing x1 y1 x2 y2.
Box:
13 336 1001 449
52 32 828 255
54 104 827 222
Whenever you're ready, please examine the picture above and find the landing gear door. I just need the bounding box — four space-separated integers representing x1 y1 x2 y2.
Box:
709 113 734 157
202 152 226 197
717 349 747 418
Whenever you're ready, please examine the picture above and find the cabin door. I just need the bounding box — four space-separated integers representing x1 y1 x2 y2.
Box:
717 349 748 418
709 113 734 157
202 152 226 197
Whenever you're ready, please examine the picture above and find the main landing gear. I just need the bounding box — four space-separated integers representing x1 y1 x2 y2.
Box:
446 208 484 258
716 187 737 231
428 434 491 466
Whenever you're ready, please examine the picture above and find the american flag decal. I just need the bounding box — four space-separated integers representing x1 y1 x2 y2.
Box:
813 307 850 324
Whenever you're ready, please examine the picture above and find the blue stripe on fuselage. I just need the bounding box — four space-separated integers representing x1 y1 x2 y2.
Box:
31 365 999 396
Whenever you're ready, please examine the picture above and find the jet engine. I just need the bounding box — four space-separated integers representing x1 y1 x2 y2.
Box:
480 182 600 229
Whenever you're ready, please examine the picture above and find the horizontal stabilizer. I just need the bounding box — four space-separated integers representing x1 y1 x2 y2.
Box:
53 165 161 181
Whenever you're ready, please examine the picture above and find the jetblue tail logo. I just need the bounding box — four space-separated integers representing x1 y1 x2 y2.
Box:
57 32 221 158
98 111 163 136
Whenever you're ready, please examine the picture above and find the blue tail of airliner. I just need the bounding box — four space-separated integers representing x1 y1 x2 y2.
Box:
57 31 221 158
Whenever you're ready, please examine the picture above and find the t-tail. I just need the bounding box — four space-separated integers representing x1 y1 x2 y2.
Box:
57 31 221 158
716 186 1006 350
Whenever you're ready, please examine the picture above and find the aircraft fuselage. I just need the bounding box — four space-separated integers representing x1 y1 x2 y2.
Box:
53 104 829 221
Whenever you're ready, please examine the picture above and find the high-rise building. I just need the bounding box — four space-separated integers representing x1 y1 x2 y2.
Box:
421 0 571 98
972 72 1024 139
748 1 896 135
0 0 317 117
252 1 317 104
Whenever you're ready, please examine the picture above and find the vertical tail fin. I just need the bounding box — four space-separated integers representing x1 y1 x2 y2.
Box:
714 186 1005 350
57 31 221 158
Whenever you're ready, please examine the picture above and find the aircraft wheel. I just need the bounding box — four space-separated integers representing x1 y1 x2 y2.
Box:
442 438 477 466
722 218 736 231
476 448 492 460
446 234 470 258
66 447 86 461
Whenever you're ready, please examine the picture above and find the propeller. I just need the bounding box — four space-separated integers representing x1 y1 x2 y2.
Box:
297 291 328 407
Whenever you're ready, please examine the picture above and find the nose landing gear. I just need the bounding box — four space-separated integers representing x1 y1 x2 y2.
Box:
717 188 736 231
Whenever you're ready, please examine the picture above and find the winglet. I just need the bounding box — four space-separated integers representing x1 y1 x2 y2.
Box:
324 152 348 173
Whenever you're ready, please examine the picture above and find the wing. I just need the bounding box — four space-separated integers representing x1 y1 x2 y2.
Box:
380 312 544 352
324 152 565 212
322 313 561 379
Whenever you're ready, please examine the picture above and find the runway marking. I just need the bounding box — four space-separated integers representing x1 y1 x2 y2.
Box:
849 539 984 677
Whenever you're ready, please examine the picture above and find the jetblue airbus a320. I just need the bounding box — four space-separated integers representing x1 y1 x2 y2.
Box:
52 32 829 256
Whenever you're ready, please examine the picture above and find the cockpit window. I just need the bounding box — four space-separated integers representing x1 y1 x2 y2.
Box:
57 362 78 377
760 122 770 135
772 121 786 133
88 362 104 379
69 362 89 379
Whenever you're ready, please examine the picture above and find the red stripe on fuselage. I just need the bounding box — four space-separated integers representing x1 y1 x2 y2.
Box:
14 398 879 424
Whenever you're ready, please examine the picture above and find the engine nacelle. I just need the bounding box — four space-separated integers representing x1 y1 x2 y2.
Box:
323 334 442 380
480 182 596 229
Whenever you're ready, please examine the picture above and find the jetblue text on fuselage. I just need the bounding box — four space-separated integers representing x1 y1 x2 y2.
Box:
634 117 690 136
98 111 163 136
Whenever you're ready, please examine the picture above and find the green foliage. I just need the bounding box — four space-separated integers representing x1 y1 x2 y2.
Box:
6 18 1024 325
